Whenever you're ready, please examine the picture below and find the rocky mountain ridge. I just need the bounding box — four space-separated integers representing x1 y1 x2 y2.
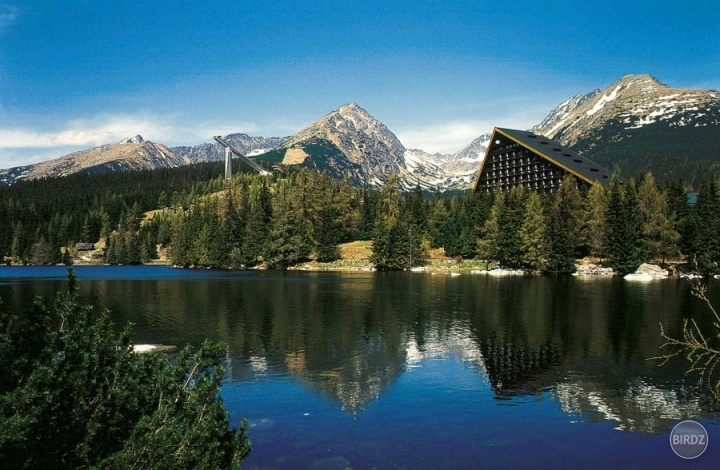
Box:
258 103 486 190
532 74 720 182
171 133 287 163
0 136 187 185
3 73 718 188
534 74 720 144
0 103 487 190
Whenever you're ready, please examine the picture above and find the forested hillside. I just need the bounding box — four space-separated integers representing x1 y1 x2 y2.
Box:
0 162 229 264
1 163 719 275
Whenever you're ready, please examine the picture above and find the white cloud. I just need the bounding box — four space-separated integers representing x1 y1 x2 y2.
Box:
396 104 553 154
0 4 18 34
0 112 261 168
396 120 495 155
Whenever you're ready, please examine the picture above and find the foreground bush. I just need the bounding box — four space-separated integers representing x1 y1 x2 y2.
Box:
0 270 250 468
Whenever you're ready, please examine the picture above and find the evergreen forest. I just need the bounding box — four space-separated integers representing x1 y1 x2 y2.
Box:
1 163 719 276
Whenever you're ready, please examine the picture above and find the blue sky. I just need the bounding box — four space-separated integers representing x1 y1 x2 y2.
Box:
0 0 718 167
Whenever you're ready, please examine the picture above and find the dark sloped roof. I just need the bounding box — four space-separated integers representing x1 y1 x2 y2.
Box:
490 128 612 186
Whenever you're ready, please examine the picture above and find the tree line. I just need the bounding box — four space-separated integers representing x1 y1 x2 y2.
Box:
2 164 719 275
0 162 229 265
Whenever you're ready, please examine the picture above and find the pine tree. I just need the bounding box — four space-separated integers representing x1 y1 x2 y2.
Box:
581 184 608 258
637 173 680 262
30 235 55 265
545 177 583 273
370 218 415 270
10 222 24 263
428 196 450 248
443 198 476 258
405 184 428 233
105 234 118 265
169 211 193 267
314 207 342 263
242 182 272 267
519 191 548 271
265 208 312 270
496 187 526 267
664 179 693 257
139 227 158 262
81 215 91 243
604 177 647 274
467 191 493 238
370 176 422 270
99 211 112 245
264 184 312 269
477 191 504 261
691 180 720 272
359 190 379 240
623 180 649 268
223 188 248 268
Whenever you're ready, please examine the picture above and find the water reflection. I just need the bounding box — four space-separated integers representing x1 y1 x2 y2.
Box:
555 377 704 432
0 268 718 433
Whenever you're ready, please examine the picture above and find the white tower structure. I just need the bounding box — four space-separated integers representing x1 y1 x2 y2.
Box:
224 146 233 180
213 136 271 179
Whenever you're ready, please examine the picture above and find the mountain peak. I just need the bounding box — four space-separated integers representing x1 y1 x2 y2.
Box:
118 135 145 145
334 103 375 122
257 102 483 191
609 74 667 94
287 103 404 158
618 73 657 82
338 102 363 112
532 74 720 183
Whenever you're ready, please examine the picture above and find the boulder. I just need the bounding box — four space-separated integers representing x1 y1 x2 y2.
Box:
575 263 614 276
487 268 525 276
624 272 654 282
634 263 668 278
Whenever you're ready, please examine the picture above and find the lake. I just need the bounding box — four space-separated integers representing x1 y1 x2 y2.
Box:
1 265 718 468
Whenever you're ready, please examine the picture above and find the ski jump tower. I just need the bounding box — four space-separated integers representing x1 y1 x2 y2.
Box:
213 136 271 179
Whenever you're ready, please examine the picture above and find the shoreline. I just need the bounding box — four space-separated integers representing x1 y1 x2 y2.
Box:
1 258 693 279
2 240 693 278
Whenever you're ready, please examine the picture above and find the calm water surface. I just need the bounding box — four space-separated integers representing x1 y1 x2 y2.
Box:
1 265 719 468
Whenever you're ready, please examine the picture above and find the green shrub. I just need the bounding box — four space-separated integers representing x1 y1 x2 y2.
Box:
0 270 250 469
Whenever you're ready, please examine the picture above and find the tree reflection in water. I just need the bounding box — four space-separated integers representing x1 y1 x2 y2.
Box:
2 268 718 433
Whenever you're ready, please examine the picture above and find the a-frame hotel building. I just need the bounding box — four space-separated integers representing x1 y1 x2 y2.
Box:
473 128 612 194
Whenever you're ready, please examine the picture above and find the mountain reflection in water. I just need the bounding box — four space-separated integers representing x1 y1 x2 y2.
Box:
0 267 718 440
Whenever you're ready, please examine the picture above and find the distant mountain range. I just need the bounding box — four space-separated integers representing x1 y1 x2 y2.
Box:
172 134 287 163
0 104 486 190
1 73 718 188
0 135 186 185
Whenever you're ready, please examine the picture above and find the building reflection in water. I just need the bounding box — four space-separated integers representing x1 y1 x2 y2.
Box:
9 270 715 433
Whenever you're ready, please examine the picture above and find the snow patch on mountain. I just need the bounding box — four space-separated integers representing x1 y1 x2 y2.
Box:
617 92 717 130
586 85 623 116
533 90 600 139
533 74 720 149
118 134 145 145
